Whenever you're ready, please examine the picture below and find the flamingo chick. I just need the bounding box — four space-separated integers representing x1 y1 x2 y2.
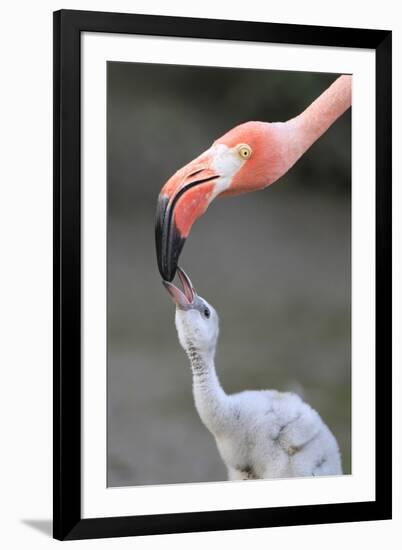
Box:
163 267 342 480
156 75 351 281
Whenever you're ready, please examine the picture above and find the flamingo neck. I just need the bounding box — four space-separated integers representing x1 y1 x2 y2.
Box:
186 345 230 435
285 75 352 164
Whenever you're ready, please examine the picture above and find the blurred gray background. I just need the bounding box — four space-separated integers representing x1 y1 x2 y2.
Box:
107 62 351 487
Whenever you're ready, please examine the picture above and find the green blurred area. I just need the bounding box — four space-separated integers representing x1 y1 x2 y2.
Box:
107 62 351 487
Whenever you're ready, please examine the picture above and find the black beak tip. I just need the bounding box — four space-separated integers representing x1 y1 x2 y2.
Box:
158 236 185 282
159 260 177 283
155 195 186 282
155 226 179 282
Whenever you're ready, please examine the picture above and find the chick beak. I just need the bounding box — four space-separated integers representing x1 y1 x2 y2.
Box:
162 266 196 309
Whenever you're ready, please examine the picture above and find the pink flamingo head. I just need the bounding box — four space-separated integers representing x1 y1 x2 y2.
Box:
155 76 352 281
155 121 290 281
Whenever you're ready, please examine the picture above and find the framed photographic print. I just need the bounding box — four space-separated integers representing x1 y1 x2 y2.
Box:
53 9 392 540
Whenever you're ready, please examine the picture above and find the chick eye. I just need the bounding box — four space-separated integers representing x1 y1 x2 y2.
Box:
203 308 210 319
238 144 252 159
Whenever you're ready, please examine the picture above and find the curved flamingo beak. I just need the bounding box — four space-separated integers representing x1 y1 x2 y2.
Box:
155 154 220 281
162 266 197 309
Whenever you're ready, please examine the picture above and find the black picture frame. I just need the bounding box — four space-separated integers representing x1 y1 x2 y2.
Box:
53 9 392 541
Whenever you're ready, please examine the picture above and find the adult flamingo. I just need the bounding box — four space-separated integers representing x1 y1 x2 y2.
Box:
156 75 352 281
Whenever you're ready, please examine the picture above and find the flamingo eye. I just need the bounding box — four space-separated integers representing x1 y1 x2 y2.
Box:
237 144 252 159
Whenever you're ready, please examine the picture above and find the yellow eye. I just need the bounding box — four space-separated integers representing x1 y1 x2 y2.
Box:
238 144 252 159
